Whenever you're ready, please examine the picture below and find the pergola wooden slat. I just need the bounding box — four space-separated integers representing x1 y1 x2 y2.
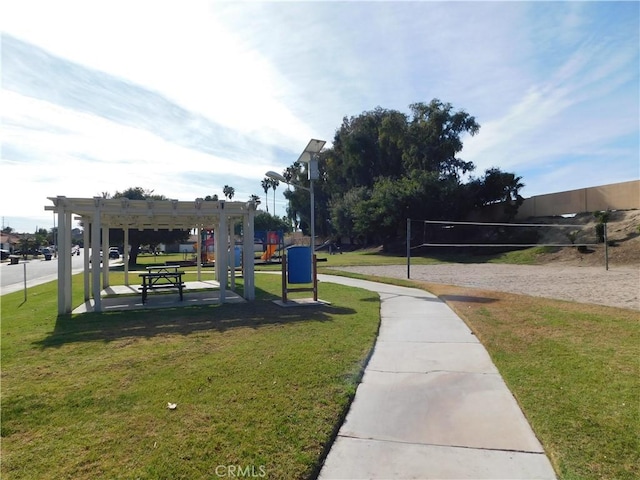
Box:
45 196 257 314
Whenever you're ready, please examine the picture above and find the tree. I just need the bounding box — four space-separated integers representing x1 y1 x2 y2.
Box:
329 186 371 244
223 185 235 200
204 194 219 201
269 178 279 215
34 228 49 249
261 178 271 212
110 187 190 266
282 162 313 235
593 210 610 243
254 211 291 233
284 99 521 248
281 163 303 229
47 227 57 246
249 194 261 206
402 100 479 178
466 168 525 219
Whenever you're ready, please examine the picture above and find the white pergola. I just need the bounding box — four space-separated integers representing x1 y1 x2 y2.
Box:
45 196 257 314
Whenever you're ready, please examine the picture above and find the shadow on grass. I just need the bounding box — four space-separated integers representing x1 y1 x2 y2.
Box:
36 287 355 348
439 294 498 304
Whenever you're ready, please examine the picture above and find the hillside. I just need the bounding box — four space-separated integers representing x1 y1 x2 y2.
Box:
531 209 640 266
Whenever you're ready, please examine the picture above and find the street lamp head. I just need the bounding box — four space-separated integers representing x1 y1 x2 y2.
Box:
265 171 287 183
265 170 310 192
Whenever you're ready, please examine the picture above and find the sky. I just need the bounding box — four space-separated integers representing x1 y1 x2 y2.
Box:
1 0 638 233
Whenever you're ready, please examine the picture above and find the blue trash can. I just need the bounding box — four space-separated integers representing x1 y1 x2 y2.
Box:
229 246 242 267
287 245 312 283
235 246 242 267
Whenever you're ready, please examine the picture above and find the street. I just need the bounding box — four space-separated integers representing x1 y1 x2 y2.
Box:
1 249 88 295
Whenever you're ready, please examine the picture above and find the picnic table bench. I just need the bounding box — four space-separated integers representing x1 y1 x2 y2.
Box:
138 266 185 304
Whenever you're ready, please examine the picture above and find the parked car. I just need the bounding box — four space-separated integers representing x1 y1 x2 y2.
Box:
108 247 120 259
0 249 9 260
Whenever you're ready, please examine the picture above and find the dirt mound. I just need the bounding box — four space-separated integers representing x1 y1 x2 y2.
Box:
531 210 640 266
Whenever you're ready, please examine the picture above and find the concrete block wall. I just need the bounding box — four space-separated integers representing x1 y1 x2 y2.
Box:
515 180 639 218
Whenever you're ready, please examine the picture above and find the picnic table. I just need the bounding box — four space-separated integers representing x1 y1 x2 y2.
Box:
139 266 185 304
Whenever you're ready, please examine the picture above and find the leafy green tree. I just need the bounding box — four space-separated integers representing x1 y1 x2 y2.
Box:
402 100 479 178
254 211 291 233
329 186 371 244
109 187 190 266
326 107 406 194
18 236 36 257
466 168 525 219
284 99 522 248
47 227 57 246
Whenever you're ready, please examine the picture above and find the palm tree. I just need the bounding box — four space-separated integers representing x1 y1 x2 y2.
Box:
223 185 235 200
261 178 271 212
249 194 261 206
269 178 279 215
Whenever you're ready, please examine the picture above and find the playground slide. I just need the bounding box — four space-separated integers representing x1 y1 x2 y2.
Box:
261 244 277 261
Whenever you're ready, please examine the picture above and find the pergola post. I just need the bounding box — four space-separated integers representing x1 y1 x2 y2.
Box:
123 226 130 286
102 223 109 288
63 210 73 311
229 220 235 291
242 203 256 300
56 198 69 314
91 199 102 312
83 218 90 301
196 226 202 281
217 204 228 303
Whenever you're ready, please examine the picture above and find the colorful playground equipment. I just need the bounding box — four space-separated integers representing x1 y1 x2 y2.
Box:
195 230 284 265
256 230 284 262
200 229 216 265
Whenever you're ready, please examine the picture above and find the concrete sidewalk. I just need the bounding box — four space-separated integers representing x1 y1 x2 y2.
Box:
317 275 556 480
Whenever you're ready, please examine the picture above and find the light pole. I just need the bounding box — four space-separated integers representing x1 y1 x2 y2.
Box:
297 139 325 255
266 169 308 237
266 138 325 253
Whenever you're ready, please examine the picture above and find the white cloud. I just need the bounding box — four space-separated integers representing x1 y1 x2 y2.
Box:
1 1 637 230
2 0 317 150
1 91 276 219
462 33 638 177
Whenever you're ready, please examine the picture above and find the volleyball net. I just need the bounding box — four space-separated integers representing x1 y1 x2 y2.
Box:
405 218 609 277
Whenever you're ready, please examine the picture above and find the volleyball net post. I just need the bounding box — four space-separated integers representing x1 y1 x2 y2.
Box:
406 218 411 279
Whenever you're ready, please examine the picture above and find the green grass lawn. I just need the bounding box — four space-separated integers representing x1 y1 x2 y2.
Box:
2 249 638 479
129 245 556 271
1 274 380 479
426 283 639 480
